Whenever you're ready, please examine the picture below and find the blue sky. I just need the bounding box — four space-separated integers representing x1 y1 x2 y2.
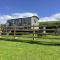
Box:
0 0 60 17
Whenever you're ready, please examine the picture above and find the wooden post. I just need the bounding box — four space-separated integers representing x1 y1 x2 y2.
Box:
33 25 35 40
14 25 16 39
43 26 46 34
6 25 7 35
0 25 2 38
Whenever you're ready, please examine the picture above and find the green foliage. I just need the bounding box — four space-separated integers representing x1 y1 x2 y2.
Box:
39 21 60 26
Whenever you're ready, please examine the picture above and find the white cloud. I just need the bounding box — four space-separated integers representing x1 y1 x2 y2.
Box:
13 12 38 16
39 13 60 22
0 12 60 24
0 15 12 24
0 12 38 24
12 12 38 18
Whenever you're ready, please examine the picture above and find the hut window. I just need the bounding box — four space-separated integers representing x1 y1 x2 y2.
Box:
34 19 36 23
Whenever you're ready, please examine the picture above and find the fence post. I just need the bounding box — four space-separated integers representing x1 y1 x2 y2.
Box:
33 25 35 40
0 25 2 38
13 25 16 39
6 25 8 35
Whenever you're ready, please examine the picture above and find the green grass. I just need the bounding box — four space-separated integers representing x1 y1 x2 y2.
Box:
0 35 60 60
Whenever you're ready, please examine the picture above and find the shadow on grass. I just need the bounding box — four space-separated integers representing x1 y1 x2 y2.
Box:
0 38 60 46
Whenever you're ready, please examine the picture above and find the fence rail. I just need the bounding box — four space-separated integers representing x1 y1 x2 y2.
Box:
0 25 60 40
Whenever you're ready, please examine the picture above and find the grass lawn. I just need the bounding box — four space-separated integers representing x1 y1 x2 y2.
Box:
0 35 60 60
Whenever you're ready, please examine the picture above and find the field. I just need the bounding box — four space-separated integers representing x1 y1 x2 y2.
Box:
0 35 60 60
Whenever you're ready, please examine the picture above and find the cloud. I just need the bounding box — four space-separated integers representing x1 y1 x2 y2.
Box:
0 12 60 24
0 12 38 24
12 12 38 18
39 13 60 22
0 15 12 24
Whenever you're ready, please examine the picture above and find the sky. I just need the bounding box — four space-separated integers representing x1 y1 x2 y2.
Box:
0 0 60 24
0 0 60 17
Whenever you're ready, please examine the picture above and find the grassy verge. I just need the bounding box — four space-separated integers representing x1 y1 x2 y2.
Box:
0 35 60 60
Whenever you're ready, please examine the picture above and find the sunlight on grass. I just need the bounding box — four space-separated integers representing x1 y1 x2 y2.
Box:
0 35 60 60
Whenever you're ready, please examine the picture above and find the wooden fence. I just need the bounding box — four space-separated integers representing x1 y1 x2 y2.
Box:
0 25 60 40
